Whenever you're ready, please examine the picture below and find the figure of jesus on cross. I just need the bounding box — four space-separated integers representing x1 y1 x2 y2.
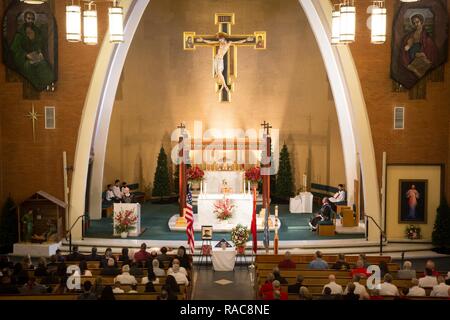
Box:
198 32 253 94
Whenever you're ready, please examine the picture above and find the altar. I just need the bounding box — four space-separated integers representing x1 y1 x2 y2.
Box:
197 193 253 228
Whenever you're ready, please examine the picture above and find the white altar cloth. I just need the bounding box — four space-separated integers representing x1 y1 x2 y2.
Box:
197 193 253 228
289 192 314 213
203 171 244 194
211 246 236 271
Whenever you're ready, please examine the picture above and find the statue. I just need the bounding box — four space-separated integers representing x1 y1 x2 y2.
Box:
21 209 34 242
221 179 232 194
198 32 253 93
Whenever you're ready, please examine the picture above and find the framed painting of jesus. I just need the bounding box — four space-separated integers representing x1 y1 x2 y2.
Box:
398 179 427 224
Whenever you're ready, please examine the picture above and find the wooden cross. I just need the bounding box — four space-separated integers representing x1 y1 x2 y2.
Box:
26 104 40 143
184 13 266 102
261 121 272 136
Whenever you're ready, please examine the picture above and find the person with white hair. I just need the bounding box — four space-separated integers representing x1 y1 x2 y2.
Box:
430 276 450 297
397 261 416 279
114 265 137 285
322 274 343 295
407 278 426 296
167 264 189 286
100 258 120 276
151 259 166 277
263 280 288 300
379 274 399 296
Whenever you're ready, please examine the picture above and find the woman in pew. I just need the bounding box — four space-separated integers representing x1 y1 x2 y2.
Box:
144 281 156 293
259 273 274 298
130 261 143 277
142 269 159 285
165 275 180 294
119 247 131 266
169 246 192 271
152 259 166 277
79 260 92 277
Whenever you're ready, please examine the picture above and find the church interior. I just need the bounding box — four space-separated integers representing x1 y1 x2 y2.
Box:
0 0 449 303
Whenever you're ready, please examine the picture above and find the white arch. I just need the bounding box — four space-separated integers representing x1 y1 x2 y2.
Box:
69 0 381 241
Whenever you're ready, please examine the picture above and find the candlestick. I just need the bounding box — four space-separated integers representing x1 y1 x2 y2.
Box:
200 180 203 194
248 181 250 194
275 205 279 227
303 173 307 191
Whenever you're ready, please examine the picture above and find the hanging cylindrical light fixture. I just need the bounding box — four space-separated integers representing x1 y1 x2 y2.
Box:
371 1 387 44
340 0 356 43
331 4 341 45
109 0 124 43
66 1 81 42
83 1 98 45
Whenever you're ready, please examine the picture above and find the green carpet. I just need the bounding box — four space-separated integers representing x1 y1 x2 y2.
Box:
85 202 364 241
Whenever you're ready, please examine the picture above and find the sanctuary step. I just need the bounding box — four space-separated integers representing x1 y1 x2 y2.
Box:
49 238 441 262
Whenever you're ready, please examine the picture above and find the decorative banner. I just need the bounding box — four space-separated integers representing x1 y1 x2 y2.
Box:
2 1 58 91
390 0 448 89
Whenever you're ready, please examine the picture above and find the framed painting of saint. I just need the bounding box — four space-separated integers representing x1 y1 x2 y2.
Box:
2 0 58 91
398 179 427 224
390 0 448 89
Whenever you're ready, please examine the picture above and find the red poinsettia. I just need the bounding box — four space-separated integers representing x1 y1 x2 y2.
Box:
187 166 205 181
245 166 261 182
114 209 138 233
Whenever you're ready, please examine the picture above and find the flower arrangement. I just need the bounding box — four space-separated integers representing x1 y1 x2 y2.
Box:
406 225 421 240
114 209 138 234
231 224 250 247
245 166 261 182
187 166 205 181
213 197 235 221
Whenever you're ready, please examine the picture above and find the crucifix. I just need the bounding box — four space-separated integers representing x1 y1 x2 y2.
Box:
184 13 266 102
26 103 40 143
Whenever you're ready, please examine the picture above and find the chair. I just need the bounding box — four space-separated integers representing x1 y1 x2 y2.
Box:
317 220 335 236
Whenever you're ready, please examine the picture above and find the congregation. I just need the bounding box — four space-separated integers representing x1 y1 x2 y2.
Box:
0 243 192 300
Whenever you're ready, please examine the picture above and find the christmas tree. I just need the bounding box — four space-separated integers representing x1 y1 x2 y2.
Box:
432 198 450 252
0 197 18 254
275 144 294 200
152 147 171 198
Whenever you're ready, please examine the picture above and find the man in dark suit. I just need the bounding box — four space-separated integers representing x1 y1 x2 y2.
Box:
65 246 85 261
85 247 102 261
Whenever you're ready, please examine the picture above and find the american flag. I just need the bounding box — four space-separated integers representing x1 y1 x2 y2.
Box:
185 185 195 254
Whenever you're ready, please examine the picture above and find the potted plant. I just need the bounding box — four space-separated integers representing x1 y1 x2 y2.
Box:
114 209 138 238
231 224 249 254
245 166 261 191
213 197 235 223
187 166 205 190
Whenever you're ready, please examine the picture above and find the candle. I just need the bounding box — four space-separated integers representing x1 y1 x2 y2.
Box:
275 205 278 218
248 181 251 193
200 180 203 194
303 173 307 191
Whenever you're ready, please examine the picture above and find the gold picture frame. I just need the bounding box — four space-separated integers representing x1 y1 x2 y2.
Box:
183 32 196 50
254 31 266 50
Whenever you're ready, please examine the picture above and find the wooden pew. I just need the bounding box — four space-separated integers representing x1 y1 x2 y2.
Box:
0 293 183 300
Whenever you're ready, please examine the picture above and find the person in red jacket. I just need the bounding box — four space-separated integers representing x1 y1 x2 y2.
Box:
259 273 274 298
278 251 296 269
263 280 288 300
350 260 370 278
